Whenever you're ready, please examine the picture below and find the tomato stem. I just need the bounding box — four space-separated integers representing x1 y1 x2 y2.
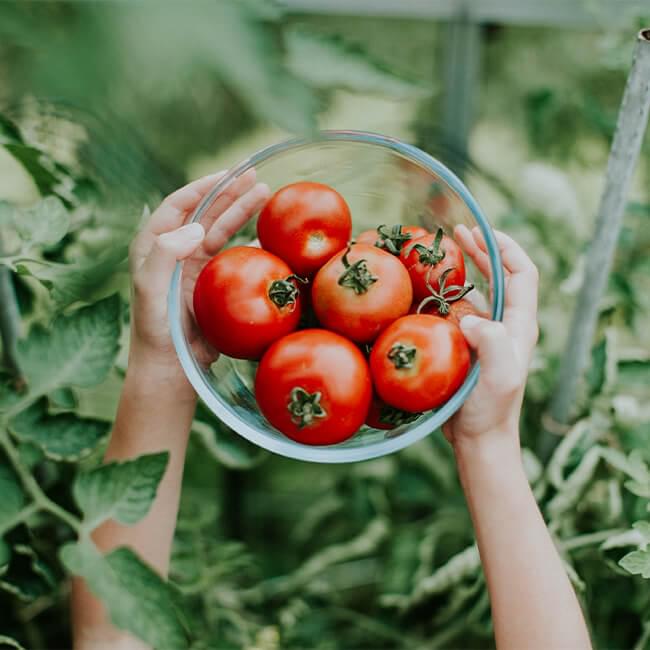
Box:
288 387 327 428
404 227 446 267
379 405 422 427
374 224 413 255
417 267 474 315
268 275 307 309
388 343 417 369
338 247 378 295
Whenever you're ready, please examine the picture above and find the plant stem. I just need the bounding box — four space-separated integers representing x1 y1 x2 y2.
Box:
0 501 39 537
544 29 650 454
560 528 626 552
0 427 81 534
0 262 23 387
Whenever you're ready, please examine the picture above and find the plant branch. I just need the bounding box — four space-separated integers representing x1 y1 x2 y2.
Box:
0 427 81 534
0 262 23 388
545 29 650 449
0 502 39 537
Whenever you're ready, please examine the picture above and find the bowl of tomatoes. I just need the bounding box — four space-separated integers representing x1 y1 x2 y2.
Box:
169 130 505 462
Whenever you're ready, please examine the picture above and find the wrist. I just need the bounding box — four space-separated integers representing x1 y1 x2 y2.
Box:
126 344 197 404
453 429 522 469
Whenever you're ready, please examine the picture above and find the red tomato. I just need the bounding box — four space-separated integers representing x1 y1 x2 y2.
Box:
257 182 352 278
370 314 470 412
311 243 413 343
366 395 423 430
255 329 372 445
356 224 429 255
193 246 303 360
399 229 466 301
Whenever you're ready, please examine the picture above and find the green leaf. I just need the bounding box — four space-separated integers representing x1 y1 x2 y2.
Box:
619 549 650 579
13 197 70 249
10 400 109 462
0 464 25 532
74 452 169 530
48 387 77 411
0 635 27 650
633 522 650 544
586 337 607 396
0 539 10 569
192 420 268 470
16 243 129 309
60 541 190 649
286 29 428 98
0 543 56 602
16 294 121 397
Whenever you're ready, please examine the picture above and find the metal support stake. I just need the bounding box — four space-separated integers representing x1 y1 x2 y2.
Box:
543 28 650 452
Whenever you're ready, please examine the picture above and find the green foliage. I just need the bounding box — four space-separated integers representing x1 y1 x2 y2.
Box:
0 10 649 650
73 452 169 531
61 542 189 649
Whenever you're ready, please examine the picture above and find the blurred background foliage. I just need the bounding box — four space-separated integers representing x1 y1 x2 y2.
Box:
1 1 650 649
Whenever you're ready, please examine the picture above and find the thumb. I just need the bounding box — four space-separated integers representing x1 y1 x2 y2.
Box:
136 222 205 296
459 316 513 376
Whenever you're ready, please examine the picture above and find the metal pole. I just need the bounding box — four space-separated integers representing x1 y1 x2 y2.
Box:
545 29 650 443
440 11 483 177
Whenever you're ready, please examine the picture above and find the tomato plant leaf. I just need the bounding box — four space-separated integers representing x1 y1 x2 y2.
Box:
73 452 168 530
633 521 650 544
60 541 190 649
0 543 56 602
619 550 650 579
13 196 70 249
10 400 109 462
16 244 129 309
48 387 77 412
286 29 428 98
0 635 27 650
0 464 25 533
192 420 268 470
16 294 121 397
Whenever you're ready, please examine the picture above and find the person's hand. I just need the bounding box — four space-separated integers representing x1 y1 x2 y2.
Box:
128 169 270 375
442 225 539 449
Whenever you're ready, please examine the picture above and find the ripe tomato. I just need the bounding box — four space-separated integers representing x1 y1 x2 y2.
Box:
356 224 428 255
193 246 303 360
255 329 372 445
311 243 413 343
399 228 466 301
257 182 352 278
370 314 470 412
366 395 422 430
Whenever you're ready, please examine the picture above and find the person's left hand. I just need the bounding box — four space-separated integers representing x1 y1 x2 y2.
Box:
128 169 270 373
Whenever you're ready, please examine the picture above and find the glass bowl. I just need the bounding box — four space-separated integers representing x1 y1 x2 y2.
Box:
169 130 505 463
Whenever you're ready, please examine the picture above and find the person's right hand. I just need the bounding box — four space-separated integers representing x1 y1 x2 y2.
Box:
442 225 539 449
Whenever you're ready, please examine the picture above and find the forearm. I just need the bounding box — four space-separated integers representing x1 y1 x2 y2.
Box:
71 348 196 649
455 433 591 650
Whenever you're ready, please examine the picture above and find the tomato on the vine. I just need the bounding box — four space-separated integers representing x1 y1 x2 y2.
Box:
255 329 372 445
357 224 428 255
370 314 470 412
193 246 303 360
366 394 422 430
311 243 413 343
399 228 466 301
257 181 352 278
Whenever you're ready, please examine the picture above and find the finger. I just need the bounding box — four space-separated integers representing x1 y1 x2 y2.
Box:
454 224 491 279
199 168 258 232
145 171 227 236
135 223 205 299
472 227 538 316
459 316 521 394
203 182 271 255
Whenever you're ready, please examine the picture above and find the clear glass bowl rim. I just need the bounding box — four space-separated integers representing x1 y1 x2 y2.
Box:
168 129 505 463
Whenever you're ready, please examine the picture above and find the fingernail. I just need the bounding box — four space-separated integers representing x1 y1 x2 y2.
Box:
460 315 482 331
176 222 205 241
